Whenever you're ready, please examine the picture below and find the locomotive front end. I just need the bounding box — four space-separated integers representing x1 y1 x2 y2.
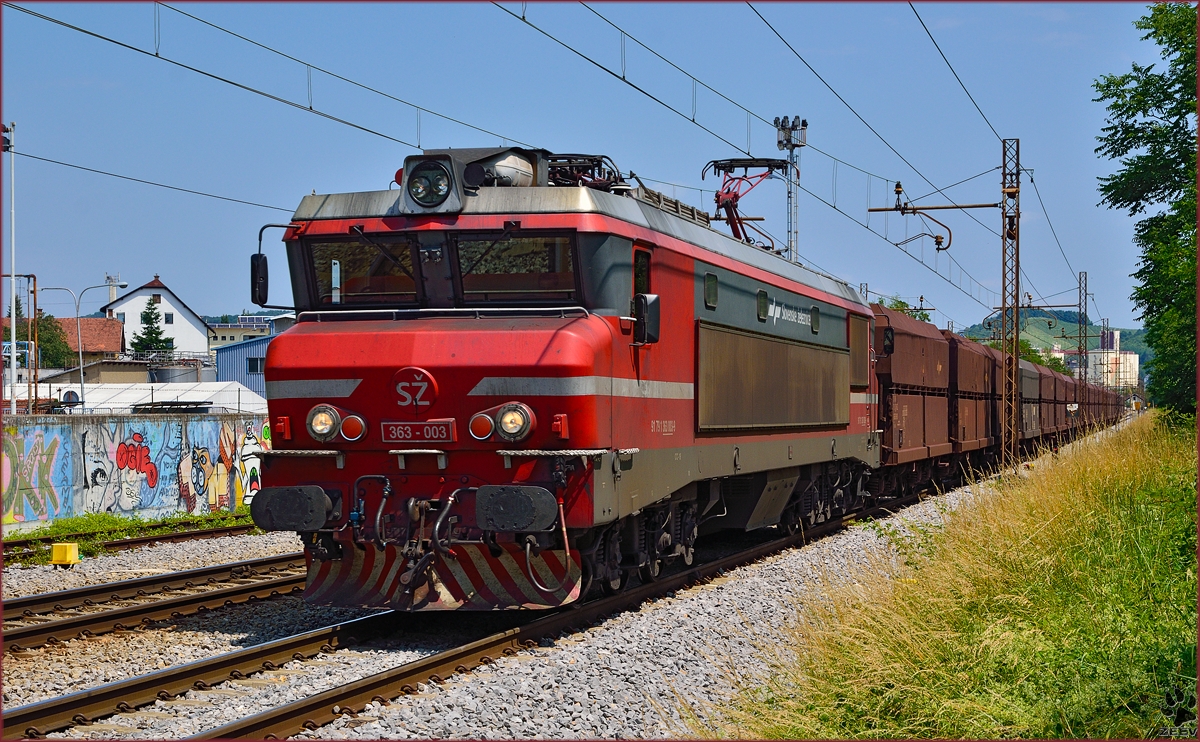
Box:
249 148 617 610
254 313 610 611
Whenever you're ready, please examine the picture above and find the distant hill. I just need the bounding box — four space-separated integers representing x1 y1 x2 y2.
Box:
961 309 1150 371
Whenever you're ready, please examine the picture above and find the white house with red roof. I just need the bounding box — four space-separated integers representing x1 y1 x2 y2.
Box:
100 275 211 355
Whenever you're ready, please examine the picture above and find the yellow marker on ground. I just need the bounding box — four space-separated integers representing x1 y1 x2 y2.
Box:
50 542 81 568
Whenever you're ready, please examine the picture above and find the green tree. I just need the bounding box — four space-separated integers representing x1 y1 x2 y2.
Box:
985 338 1069 374
131 298 174 352
6 295 23 319
1094 3 1196 412
884 295 931 323
3 310 74 368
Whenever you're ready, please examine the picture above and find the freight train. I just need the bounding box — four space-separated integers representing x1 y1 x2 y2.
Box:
248 147 1123 611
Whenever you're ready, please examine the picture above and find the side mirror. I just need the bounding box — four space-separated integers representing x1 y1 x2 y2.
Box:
251 253 269 306
881 327 895 356
633 293 660 345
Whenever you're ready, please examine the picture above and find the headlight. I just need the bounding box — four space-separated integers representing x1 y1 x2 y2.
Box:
494 402 534 442
407 161 452 207
433 172 450 197
307 404 341 442
408 176 430 201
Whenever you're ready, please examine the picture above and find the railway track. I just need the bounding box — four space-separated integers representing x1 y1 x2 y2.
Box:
3 552 307 652
5 492 923 740
3 522 260 561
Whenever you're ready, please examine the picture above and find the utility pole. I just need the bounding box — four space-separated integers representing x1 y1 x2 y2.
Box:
774 116 806 263
1076 271 1088 414
4 123 13 414
999 139 1020 473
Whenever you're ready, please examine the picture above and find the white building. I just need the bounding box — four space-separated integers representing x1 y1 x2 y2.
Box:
101 275 211 356
1049 329 1140 389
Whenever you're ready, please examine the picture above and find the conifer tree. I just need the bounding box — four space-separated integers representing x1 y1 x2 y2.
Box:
131 298 174 352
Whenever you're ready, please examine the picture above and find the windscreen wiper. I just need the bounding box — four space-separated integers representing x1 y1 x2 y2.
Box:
351 225 414 279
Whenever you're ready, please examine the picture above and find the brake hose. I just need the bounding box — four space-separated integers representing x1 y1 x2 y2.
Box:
524 499 576 594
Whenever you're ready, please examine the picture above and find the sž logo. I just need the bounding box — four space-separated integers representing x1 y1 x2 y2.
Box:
392 366 439 417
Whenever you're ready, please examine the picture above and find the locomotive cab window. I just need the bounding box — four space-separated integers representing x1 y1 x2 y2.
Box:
307 239 419 307
456 233 577 304
703 273 718 309
633 249 651 295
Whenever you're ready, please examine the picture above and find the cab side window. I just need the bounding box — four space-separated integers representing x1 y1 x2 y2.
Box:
633 249 651 295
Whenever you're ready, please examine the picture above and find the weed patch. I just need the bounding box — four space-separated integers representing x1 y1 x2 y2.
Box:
3 507 257 564
701 414 1197 738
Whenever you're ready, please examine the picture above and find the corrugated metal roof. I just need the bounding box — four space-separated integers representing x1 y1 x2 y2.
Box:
6 381 267 413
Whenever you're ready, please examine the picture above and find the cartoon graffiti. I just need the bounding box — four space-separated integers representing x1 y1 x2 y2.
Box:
236 423 265 506
2 415 271 534
2 429 63 524
81 426 117 515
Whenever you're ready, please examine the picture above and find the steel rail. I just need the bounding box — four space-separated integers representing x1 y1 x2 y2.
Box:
3 572 307 652
4 612 396 740
3 552 305 623
196 493 923 739
9 493 924 739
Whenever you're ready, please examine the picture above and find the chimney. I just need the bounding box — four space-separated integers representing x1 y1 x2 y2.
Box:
106 273 121 303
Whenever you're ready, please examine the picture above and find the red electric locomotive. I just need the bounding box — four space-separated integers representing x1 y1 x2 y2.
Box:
249 148 880 611
249 146 1122 612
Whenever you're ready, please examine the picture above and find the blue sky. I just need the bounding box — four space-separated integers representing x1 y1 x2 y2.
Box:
2 2 1158 329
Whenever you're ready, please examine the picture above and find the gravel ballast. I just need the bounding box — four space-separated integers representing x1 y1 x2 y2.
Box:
46 486 969 740
2 532 304 599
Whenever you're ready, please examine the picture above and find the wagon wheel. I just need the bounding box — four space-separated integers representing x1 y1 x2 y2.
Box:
599 526 626 596
601 568 628 596
638 557 662 583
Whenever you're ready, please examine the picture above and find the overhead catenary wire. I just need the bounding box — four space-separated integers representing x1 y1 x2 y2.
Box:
577 2 895 182
906 2 1083 306
15 152 293 212
3 3 419 149
747 1 999 243
492 2 752 158
1026 172 1076 277
502 3 998 312
907 2 1001 141
156 3 535 149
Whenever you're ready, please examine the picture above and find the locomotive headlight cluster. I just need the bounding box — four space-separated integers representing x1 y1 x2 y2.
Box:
307 405 368 442
407 161 452 207
469 402 536 442
307 405 341 442
495 403 534 442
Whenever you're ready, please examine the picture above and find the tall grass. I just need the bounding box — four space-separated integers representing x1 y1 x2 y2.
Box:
702 413 1197 738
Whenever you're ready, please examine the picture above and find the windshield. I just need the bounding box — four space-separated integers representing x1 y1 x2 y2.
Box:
301 231 576 308
456 235 575 304
310 241 417 306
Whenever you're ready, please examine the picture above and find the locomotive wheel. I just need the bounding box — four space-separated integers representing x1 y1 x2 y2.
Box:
601 568 628 596
638 558 662 583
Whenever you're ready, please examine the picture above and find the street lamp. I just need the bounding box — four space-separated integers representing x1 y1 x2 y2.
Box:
42 281 127 409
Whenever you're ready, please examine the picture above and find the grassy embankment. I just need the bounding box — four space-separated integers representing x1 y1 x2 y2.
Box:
703 412 1197 738
2 506 256 564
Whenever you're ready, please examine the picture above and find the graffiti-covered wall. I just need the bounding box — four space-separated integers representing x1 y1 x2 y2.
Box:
2 414 271 534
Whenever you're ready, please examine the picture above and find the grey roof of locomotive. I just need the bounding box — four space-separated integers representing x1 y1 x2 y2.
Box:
293 186 870 311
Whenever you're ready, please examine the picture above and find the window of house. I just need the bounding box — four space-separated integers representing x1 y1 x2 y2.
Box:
116 312 125 323
152 294 162 304
164 313 174 324
247 357 266 374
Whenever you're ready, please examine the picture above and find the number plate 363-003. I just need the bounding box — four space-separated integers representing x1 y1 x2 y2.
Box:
381 419 457 444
